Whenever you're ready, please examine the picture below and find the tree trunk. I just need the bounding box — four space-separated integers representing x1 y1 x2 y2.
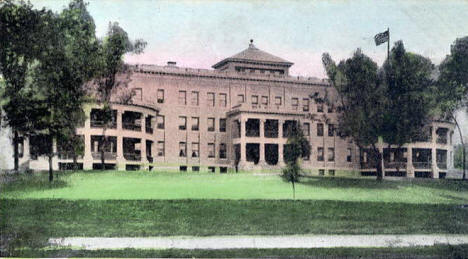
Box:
13 130 19 171
453 116 466 180
48 154 53 182
73 154 78 171
375 150 383 181
292 180 295 200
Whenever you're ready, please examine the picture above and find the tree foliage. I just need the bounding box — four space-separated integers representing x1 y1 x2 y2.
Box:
90 22 146 169
436 36 468 180
282 123 310 199
322 42 435 180
0 1 51 170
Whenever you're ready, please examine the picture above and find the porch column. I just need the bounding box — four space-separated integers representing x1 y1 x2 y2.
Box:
278 120 285 166
117 110 122 130
431 126 438 178
258 119 266 165
140 138 148 170
140 113 145 133
116 136 125 171
83 134 92 170
240 118 247 163
406 146 414 178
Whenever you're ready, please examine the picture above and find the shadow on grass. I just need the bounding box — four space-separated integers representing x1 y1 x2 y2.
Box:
0 172 68 194
407 178 468 192
297 176 401 190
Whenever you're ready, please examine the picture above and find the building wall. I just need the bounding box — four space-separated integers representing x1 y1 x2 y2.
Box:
15 64 455 178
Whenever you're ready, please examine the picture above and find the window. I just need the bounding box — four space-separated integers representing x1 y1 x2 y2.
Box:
219 93 227 107
347 148 352 162
191 117 199 131
157 115 165 129
219 143 226 159
192 142 199 158
237 94 245 104
179 142 187 157
191 91 199 106
328 105 333 113
275 96 282 105
157 141 165 156
208 143 215 158
317 123 324 137
207 92 215 106
317 147 324 161
317 103 324 112
329 169 335 176
328 147 335 161
292 97 298 110
179 116 186 130
319 169 325 176
328 124 334 137
219 118 226 132
192 166 200 172
303 123 310 136
208 117 215 132
178 90 186 105
157 89 164 103
252 95 258 104
261 96 268 105
303 98 309 112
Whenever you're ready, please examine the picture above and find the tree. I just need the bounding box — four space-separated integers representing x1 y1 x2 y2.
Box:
91 22 146 170
0 1 50 171
282 122 310 199
32 0 98 181
322 42 434 180
437 36 468 180
454 144 467 170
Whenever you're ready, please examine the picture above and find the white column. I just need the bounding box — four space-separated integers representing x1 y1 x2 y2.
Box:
83 134 93 170
406 146 414 178
117 136 125 171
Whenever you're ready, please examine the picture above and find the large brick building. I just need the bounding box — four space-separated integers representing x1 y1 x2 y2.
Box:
16 41 455 178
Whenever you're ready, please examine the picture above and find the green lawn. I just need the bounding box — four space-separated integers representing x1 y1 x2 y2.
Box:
2 170 468 203
1 170 468 257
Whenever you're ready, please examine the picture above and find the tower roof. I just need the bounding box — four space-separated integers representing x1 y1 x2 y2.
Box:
212 40 293 69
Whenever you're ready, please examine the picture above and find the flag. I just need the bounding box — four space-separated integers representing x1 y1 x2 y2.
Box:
374 30 389 46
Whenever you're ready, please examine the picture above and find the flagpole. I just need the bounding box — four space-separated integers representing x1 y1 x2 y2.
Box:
387 27 390 61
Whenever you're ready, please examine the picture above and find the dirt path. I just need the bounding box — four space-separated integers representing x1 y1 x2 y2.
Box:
49 234 468 250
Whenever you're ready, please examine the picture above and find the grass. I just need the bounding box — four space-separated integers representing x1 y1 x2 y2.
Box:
1 170 468 257
2 170 468 203
9 245 468 258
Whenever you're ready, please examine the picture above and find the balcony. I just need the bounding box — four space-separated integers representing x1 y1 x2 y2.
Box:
90 120 117 129
145 126 153 134
437 162 447 169
123 122 142 131
436 136 448 144
58 152 83 160
124 153 141 161
384 161 407 169
92 152 117 160
413 162 431 169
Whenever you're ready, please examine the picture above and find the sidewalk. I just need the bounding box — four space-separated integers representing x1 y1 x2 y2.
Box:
49 234 468 250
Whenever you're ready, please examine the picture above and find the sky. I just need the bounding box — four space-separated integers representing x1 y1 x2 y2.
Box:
2 0 468 168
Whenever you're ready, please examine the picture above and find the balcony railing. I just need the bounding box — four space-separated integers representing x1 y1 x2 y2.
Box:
413 162 432 169
437 162 447 169
92 152 117 160
91 120 117 129
360 162 375 169
123 122 142 131
146 127 153 134
124 152 141 161
384 161 407 169
436 136 448 144
58 152 83 160
246 129 260 137
265 130 278 138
